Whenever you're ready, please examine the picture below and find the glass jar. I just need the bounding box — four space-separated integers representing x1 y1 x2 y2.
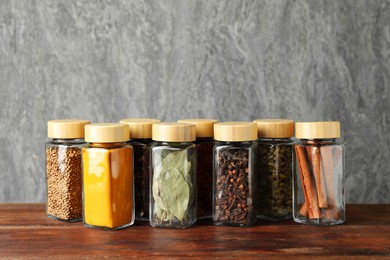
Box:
150 123 197 228
120 118 161 221
253 119 294 221
213 122 257 227
293 121 345 226
45 119 90 222
178 119 218 219
82 123 134 230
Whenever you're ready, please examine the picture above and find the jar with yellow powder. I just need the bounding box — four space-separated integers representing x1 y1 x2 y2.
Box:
151 123 197 228
82 123 134 230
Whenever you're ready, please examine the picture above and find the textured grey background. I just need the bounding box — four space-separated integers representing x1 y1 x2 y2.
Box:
0 0 389 203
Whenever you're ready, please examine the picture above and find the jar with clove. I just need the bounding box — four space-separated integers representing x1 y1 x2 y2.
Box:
253 119 294 221
293 121 345 226
213 122 257 227
120 118 161 221
177 119 218 219
46 119 90 222
150 123 197 228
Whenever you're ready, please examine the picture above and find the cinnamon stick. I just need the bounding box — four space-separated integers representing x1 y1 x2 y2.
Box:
294 145 321 219
320 146 338 220
306 146 328 208
299 202 308 217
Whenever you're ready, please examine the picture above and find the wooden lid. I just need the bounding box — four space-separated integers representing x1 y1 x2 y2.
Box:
214 122 257 142
152 122 196 142
85 123 129 143
253 119 294 138
48 119 90 139
295 121 341 139
177 119 218 138
120 118 161 139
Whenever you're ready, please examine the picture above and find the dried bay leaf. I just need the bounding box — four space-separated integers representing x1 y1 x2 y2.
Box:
152 178 167 210
161 150 184 169
154 203 164 220
172 151 193 200
160 167 190 222
152 150 168 220
154 150 178 177
175 151 187 173
152 149 193 223
170 150 192 187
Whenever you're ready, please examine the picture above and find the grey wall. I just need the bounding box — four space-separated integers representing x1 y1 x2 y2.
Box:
0 0 389 203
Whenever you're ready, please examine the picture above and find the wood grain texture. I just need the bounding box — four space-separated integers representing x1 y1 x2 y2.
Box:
0 204 389 258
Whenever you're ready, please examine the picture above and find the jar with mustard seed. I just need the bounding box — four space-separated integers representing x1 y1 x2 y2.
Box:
177 119 218 219
253 119 294 221
46 119 90 222
120 118 161 221
213 122 258 227
82 123 134 230
293 121 345 226
150 123 197 228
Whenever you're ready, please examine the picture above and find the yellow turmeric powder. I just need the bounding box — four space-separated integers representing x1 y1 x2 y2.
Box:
82 123 134 230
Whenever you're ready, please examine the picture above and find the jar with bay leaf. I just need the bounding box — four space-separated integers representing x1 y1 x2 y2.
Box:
213 122 257 227
253 119 294 221
150 123 197 228
120 118 161 221
177 119 218 219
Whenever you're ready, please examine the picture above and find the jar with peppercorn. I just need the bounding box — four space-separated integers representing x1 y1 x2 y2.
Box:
178 119 218 219
120 118 161 221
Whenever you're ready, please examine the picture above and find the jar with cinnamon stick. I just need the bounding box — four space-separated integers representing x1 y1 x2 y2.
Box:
213 122 257 227
120 118 161 221
253 119 294 221
177 119 218 219
293 121 345 226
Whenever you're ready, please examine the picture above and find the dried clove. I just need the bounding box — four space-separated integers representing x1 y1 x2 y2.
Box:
213 148 255 226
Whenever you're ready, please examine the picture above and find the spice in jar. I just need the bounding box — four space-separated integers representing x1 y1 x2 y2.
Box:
178 119 218 219
254 119 294 221
294 121 345 226
150 123 197 228
120 118 161 221
82 123 134 230
45 119 90 222
213 122 257 227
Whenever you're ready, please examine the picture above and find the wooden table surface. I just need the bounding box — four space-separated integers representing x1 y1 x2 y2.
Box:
0 204 389 259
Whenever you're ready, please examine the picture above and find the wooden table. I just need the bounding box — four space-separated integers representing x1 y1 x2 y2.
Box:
0 204 389 259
